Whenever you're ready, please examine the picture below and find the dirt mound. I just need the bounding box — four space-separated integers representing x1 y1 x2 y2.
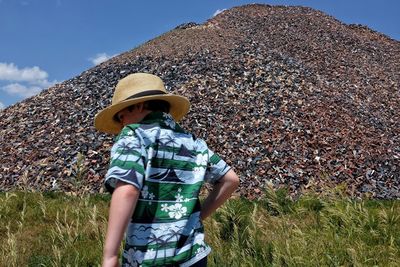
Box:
1 4 399 198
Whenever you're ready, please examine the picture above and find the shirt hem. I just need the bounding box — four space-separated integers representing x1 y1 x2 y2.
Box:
179 246 211 267
105 176 141 192
213 166 232 184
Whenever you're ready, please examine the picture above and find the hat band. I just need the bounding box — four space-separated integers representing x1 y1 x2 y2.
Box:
125 90 166 101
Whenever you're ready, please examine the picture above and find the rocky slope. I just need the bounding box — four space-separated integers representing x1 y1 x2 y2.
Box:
1 4 399 198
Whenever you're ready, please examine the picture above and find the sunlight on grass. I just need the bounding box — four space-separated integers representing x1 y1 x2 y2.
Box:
0 189 399 266
0 192 109 267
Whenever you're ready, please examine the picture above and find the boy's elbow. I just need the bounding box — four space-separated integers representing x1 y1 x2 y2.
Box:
232 173 240 189
223 169 240 189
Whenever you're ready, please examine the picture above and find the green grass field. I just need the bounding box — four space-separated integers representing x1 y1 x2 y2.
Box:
0 187 399 267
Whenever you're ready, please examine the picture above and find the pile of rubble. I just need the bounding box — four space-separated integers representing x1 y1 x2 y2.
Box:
1 4 399 198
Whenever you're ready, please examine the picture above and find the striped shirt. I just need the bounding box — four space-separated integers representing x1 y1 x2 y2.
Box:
105 112 231 267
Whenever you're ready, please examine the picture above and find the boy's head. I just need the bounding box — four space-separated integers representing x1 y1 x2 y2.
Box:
94 73 190 134
113 100 171 126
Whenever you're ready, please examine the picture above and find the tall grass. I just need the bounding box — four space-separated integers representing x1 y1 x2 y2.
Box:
0 192 109 267
205 186 400 267
0 189 399 267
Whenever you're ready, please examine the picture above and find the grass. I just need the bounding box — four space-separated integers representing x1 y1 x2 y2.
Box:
0 188 399 267
0 192 110 267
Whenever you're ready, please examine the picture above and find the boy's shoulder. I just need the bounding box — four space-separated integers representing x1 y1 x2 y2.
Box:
114 124 140 142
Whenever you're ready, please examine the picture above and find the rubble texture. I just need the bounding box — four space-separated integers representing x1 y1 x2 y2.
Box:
1 4 399 198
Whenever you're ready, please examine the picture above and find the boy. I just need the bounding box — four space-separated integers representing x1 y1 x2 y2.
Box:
94 73 239 267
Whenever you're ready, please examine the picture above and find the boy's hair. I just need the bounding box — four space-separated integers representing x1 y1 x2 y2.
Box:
142 100 171 113
113 100 171 123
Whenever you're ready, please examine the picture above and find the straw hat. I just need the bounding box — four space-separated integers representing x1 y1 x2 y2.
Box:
94 73 190 134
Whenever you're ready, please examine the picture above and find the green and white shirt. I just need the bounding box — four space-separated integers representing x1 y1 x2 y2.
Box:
105 112 231 267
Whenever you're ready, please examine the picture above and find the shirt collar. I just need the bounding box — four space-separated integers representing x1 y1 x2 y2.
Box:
118 112 187 141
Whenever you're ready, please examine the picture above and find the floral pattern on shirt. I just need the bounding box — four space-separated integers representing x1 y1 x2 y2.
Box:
105 112 230 266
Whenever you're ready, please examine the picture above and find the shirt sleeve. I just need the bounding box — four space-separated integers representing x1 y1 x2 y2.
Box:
104 132 145 193
204 148 231 184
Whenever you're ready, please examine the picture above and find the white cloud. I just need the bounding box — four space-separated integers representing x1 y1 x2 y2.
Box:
0 63 48 83
0 101 4 110
213 8 227 17
0 62 57 99
89 53 117 65
2 83 42 98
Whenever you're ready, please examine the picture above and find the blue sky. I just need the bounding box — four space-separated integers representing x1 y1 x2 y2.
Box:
0 0 399 109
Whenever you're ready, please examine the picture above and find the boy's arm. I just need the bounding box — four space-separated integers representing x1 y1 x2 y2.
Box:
200 169 240 221
103 181 140 267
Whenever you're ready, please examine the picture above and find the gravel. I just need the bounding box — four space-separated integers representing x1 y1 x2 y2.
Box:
1 4 399 199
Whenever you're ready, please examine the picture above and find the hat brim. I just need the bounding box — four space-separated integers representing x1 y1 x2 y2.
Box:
94 94 190 134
